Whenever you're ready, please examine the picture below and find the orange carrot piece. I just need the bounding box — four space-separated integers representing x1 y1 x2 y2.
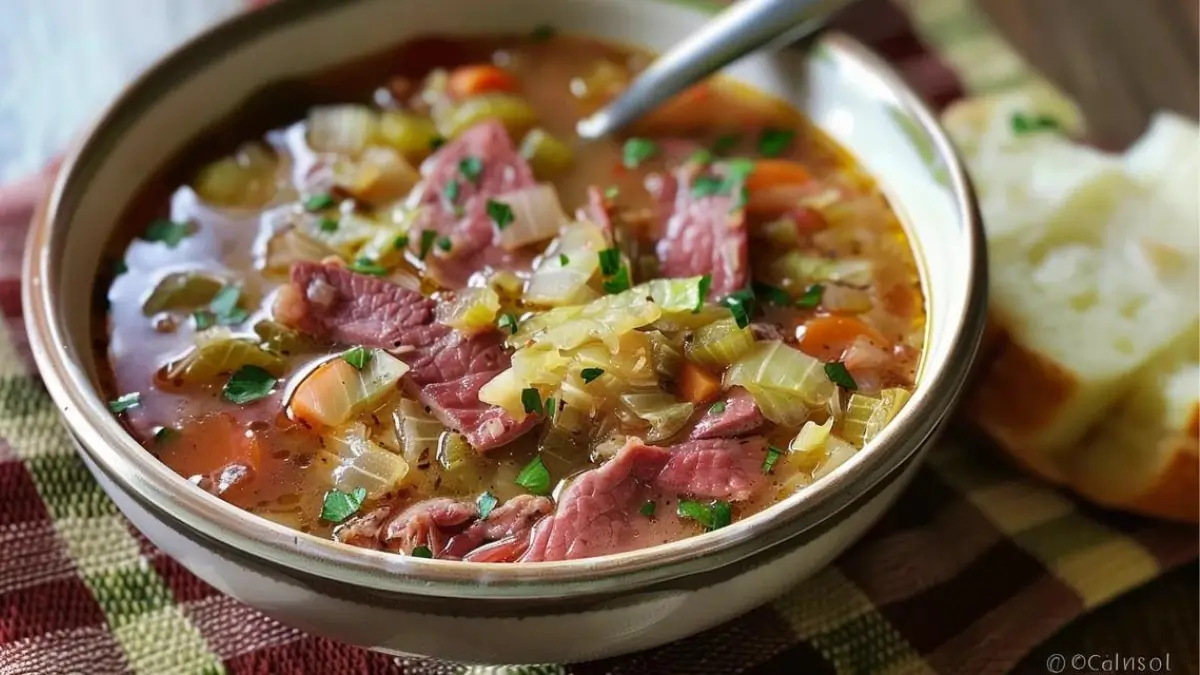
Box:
448 65 520 98
797 316 890 362
744 159 812 192
678 361 722 405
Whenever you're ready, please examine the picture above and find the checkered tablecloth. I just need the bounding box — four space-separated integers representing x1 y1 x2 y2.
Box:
0 1 1195 673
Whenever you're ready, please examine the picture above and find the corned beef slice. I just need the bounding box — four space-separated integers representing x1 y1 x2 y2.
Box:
415 120 537 286
521 436 767 562
279 262 535 449
655 166 748 298
690 387 765 440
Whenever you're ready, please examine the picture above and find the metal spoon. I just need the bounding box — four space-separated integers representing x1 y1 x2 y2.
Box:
576 0 856 140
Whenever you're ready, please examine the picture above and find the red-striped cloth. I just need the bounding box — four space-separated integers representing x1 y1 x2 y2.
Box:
0 2 1194 674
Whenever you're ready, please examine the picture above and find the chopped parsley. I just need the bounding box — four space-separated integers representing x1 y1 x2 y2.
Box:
689 148 715 166
317 217 339 233
320 486 367 523
108 392 141 414
459 155 484 184
486 199 515 230
443 180 461 204
731 185 749 212
720 288 756 328
521 387 545 415
418 230 438 260
530 24 556 41
622 137 657 168
757 128 794 157
690 174 726 198
410 545 434 558
752 281 791 306
1011 112 1061 134
580 367 605 384
497 313 518 335
304 193 335 211
712 134 740 155
208 286 248 326
477 491 499 520
436 236 453 253
601 265 631 294
559 254 570 266
141 219 192 248
796 283 824 309
222 365 277 405
691 275 713 313
604 185 620 200
544 396 557 422
192 310 215 331
725 157 755 181
762 446 783 474
640 500 657 517
153 426 175 444
342 346 371 370
515 455 551 495
349 258 387 276
677 499 733 531
393 234 410 250
429 136 447 151
824 361 858 390
708 401 726 415
597 248 622 276
113 259 128 276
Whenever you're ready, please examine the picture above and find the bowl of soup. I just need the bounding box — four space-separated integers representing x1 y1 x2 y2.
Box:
25 0 986 664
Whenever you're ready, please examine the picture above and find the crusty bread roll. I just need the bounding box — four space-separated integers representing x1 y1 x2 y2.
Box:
943 93 1199 522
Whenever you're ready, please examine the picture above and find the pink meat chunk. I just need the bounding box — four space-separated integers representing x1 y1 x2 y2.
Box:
690 387 766 440
655 165 748 298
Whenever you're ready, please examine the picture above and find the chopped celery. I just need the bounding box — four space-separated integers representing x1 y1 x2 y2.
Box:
376 111 441 163
192 143 278 208
308 105 379 155
437 94 538 140
165 339 286 383
685 317 756 370
812 436 858 481
289 349 409 427
618 391 693 442
840 388 911 448
322 423 410 498
395 399 444 464
520 128 575 179
437 432 473 471
332 146 420 206
434 287 501 333
725 340 834 426
646 330 685 379
261 228 338 275
142 272 224 316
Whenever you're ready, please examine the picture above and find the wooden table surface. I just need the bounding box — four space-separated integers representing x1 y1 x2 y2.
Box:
979 1 1199 672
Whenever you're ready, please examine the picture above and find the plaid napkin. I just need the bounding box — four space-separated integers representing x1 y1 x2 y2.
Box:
1 1 1195 673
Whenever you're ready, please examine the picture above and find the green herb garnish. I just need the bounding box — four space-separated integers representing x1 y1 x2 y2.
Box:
559 254 570 266
752 281 791 306
410 545 434 558
720 288 756 329
142 219 192 248
725 157 755 181
443 180 461 204
530 24 556 41
304 193 335 211
342 346 371 370
796 283 824 309
497 313 518 335
622 137 657 168
677 499 733 531
108 392 141 414
601 265 631 294
1011 112 1061 134
318 217 339 233
192 311 215 331
419 230 438 260
436 236 453 253
459 155 484 184
691 174 726 198
209 285 240 317
689 149 715 166
320 486 367 523
712 134 740 155
580 367 605 384
757 128 794 157
544 396 557 422
597 248 622 276
430 136 447 151
515 455 551 495
477 491 498 520
222 365 277 405
640 500 656 517
824 361 858 390
486 199 514 230
349 258 387 276
730 185 749 212
708 401 726 415
393 234 410 250
521 387 544 415
762 446 783 474
153 426 175 444
604 185 620 200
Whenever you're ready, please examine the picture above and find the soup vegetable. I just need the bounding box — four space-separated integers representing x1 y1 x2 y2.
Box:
100 32 924 563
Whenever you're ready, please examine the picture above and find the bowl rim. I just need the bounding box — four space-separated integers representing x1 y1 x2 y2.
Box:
24 0 988 600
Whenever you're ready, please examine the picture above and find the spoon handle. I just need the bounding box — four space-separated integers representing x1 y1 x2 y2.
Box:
576 0 854 140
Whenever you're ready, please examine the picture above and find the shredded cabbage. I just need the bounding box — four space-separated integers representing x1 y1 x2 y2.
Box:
524 220 607 306
307 212 380 259
193 142 278 209
510 292 661 352
685 317 756 370
812 436 858 481
165 339 285 384
308 105 378 155
495 184 570 251
261 228 337 275
618 391 694 442
646 330 685 379
322 422 409 498
789 418 833 461
768 251 874 289
395 398 443 464
724 340 834 426
332 146 420 206
434 287 501 334
253 320 317 356
289 349 409 427
841 388 911 448
143 272 224 316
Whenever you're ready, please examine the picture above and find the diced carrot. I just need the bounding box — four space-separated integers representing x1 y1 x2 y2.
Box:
744 160 812 191
677 361 722 405
797 316 890 362
448 65 520 98
289 358 357 428
742 161 818 218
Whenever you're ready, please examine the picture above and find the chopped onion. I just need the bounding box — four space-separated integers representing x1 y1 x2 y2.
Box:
308 105 379 155
323 422 409 498
332 146 420 206
840 388 911 448
821 284 873 314
435 287 501 334
685 317 757 370
724 340 834 426
495 184 570 251
524 220 607 306
812 436 857 481
289 349 409 427
395 398 443 464
618 390 693 442
647 330 685 379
